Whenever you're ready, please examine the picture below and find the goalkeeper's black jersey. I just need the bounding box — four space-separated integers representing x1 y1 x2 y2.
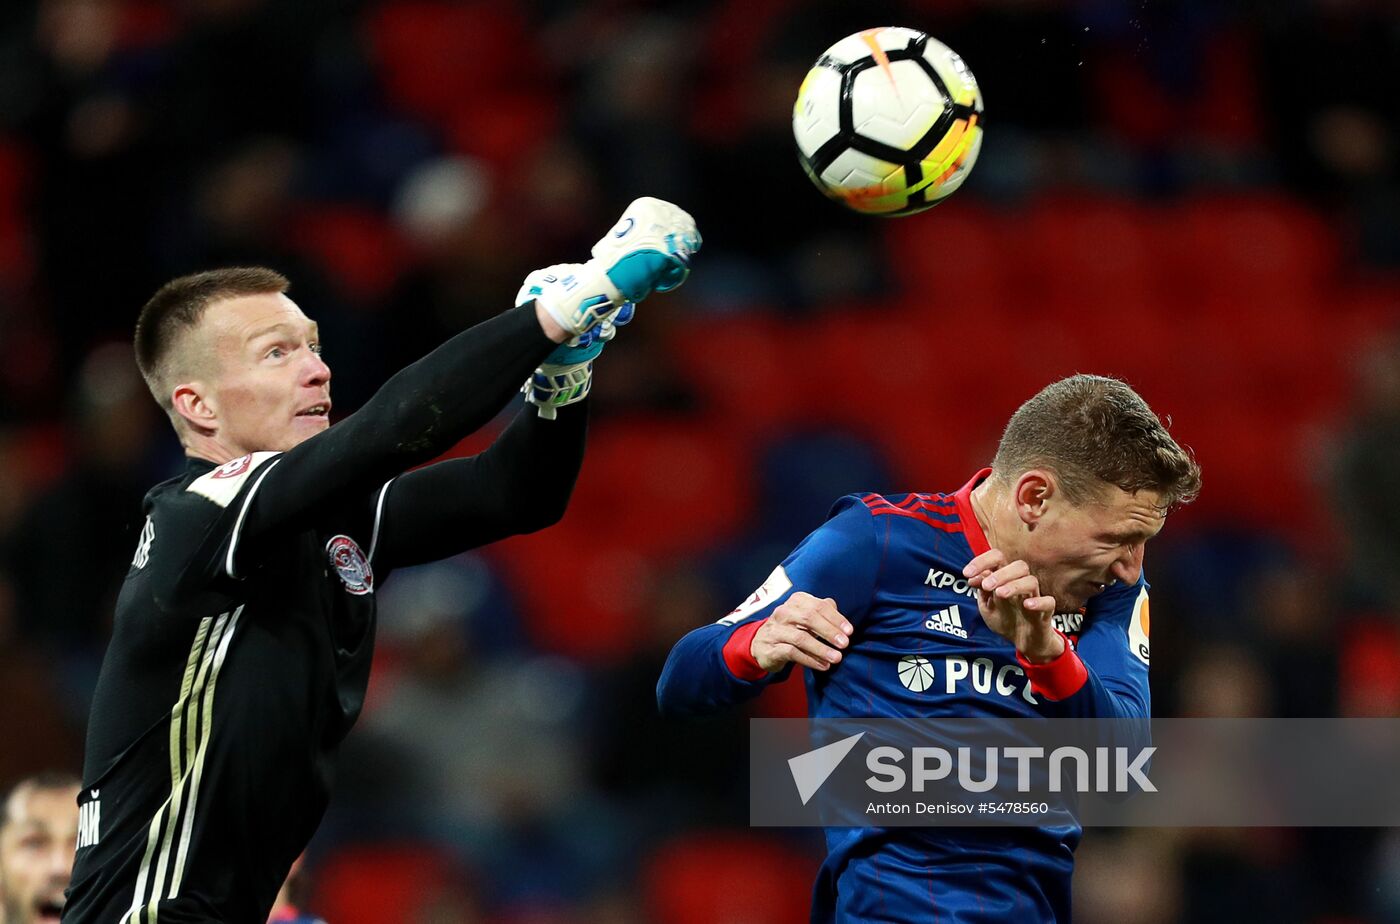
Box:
64 455 385 923
63 304 585 923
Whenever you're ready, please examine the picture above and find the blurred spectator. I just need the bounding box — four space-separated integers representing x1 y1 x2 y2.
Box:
1243 563 1339 717
1176 643 1273 718
0 578 80 787
0 771 79 924
1073 830 1182 924
1335 331 1400 610
1371 827 1400 924
378 159 542 380
590 565 748 834
21 0 168 362
8 345 156 652
572 13 698 210
348 554 619 908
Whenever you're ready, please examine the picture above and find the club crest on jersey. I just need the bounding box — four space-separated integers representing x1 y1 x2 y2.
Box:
326 535 373 595
212 454 254 479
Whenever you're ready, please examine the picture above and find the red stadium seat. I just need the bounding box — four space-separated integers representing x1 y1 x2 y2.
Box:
1157 196 1338 301
492 417 751 661
1012 197 1159 305
644 832 816 924
446 91 560 170
882 202 1013 307
116 1 177 49
313 843 459 924
803 306 998 488
492 520 654 661
1092 29 1263 151
365 1 538 128
665 314 818 435
1332 284 1400 355
1340 620 1400 717
285 205 405 302
563 418 749 554
0 138 28 209
0 139 33 287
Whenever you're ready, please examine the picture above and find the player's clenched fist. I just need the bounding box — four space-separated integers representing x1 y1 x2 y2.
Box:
751 591 852 673
531 197 700 342
591 197 701 302
962 549 1065 663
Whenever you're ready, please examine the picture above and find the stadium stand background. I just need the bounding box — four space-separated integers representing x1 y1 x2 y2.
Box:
1 0 1398 921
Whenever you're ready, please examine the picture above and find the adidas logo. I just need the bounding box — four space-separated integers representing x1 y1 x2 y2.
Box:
924 604 968 639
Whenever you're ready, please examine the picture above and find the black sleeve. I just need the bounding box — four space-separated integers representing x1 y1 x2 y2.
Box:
220 303 557 579
367 399 587 572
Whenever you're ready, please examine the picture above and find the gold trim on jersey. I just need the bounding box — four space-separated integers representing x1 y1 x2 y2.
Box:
121 605 242 924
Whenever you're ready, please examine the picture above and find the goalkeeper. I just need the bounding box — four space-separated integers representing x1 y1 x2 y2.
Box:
63 199 699 923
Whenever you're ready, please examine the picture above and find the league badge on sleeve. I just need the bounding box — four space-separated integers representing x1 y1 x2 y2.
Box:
718 565 793 626
212 454 254 479
326 535 373 596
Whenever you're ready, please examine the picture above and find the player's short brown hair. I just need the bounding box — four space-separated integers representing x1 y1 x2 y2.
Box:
134 267 289 411
0 771 80 831
992 374 1201 510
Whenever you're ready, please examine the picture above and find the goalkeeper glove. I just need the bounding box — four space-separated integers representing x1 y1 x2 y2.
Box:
529 197 701 339
590 196 701 302
516 266 636 418
519 198 699 418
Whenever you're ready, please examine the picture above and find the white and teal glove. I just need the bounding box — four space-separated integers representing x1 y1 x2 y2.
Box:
519 198 700 418
528 197 701 340
515 265 636 418
589 196 700 302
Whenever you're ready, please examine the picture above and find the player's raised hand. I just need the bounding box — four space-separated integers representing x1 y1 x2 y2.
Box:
525 261 628 341
528 199 698 341
590 197 701 302
517 265 636 349
963 549 1064 663
516 264 637 418
750 591 852 673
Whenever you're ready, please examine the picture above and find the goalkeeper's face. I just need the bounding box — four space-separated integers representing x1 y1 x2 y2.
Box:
1020 480 1164 612
187 293 332 456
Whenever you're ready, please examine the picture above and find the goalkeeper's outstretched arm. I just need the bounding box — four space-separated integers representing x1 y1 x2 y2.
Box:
217 199 699 582
366 401 588 570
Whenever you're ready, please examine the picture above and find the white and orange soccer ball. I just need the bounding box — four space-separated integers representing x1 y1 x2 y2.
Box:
793 27 984 216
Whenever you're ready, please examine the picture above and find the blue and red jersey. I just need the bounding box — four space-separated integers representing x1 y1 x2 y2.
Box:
657 470 1152 923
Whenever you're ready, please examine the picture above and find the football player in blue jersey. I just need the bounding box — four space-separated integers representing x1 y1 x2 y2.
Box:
658 374 1201 924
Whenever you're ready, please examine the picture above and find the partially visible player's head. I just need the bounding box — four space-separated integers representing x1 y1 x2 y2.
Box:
135 267 332 462
985 374 1200 610
0 772 80 924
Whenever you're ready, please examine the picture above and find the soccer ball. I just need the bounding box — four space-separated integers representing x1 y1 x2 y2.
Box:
793 27 984 216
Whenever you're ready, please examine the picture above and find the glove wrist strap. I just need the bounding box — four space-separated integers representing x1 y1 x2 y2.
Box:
533 262 624 337
523 361 594 419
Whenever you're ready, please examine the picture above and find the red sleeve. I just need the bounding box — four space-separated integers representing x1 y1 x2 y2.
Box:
722 619 770 682
1016 632 1088 701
